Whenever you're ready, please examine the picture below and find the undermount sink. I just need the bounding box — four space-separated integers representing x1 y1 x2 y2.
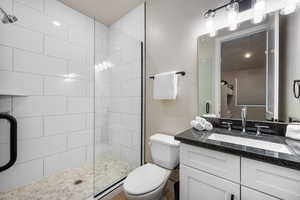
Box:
208 133 293 155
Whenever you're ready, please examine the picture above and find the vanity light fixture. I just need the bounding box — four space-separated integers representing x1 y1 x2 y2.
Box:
281 0 299 15
203 0 244 37
227 2 240 31
202 0 299 38
252 0 266 24
205 12 217 37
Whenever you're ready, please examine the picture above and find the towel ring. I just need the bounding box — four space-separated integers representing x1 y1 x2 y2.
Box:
293 80 300 99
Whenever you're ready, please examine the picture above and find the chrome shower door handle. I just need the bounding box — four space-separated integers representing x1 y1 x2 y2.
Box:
0 113 17 172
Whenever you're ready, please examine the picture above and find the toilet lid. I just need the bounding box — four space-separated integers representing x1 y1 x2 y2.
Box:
124 164 169 195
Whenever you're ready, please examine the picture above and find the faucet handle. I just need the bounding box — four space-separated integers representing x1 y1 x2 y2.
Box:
222 121 233 131
255 124 270 136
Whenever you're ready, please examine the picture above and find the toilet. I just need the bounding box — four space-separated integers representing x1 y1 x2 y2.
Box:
123 134 180 200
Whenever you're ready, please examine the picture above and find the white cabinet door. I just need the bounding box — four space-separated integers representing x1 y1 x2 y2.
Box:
242 187 280 200
180 164 240 200
241 158 300 200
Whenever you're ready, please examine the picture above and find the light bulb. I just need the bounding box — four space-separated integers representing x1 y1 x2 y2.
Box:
281 0 298 15
206 14 217 37
244 52 252 59
252 0 266 24
227 2 240 31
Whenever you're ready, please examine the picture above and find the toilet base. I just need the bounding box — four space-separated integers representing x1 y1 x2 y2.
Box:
123 175 170 200
124 185 165 200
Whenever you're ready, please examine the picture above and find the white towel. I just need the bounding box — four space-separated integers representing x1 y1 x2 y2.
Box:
191 120 205 131
191 117 214 131
153 71 178 100
204 121 213 131
286 124 300 140
196 116 213 130
195 116 207 127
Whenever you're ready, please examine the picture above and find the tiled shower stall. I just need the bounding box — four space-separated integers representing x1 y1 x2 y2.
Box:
0 0 144 199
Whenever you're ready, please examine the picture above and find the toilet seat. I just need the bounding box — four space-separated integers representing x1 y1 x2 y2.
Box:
123 164 170 196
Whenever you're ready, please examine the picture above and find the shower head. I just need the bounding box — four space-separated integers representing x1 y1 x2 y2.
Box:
2 14 18 24
0 7 18 24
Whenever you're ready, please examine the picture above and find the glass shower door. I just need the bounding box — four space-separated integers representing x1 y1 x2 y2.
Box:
93 4 144 197
0 1 95 199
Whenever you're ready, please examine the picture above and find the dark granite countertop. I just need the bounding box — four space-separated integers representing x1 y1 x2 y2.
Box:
175 128 300 171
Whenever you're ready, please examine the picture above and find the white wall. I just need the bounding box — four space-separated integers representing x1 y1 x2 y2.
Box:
95 4 144 170
0 0 97 193
145 0 215 162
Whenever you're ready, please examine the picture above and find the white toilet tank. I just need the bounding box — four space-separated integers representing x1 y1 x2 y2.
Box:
150 134 180 169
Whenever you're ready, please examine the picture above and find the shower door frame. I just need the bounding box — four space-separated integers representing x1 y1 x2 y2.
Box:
93 40 145 199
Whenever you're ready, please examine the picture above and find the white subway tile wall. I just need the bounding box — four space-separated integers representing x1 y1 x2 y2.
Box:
95 4 144 173
0 0 144 194
0 0 97 193
44 147 86 176
0 46 12 71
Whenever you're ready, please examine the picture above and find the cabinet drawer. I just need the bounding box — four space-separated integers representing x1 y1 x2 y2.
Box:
180 164 240 200
242 187 280 200
241 158 300 200
180 144 240 183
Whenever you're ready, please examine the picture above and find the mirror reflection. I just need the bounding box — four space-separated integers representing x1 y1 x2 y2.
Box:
198 10 300 123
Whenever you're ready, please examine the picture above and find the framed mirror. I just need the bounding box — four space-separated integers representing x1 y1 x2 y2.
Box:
198 9 300 123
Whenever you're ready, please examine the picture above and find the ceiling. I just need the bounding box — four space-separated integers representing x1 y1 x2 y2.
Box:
221 31 267 72
59 0 145 25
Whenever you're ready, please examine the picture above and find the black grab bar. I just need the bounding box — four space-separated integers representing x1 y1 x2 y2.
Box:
0 113 17 172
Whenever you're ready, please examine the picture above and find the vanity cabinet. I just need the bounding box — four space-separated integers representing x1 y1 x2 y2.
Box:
180 144 300 200
241 158 300 200
180 164 240 200
241 187 280 200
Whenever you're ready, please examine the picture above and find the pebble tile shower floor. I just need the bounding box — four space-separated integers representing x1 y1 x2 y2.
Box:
0 156 130 200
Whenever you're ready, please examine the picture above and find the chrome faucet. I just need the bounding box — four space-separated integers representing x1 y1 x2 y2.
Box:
241 107 247 133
